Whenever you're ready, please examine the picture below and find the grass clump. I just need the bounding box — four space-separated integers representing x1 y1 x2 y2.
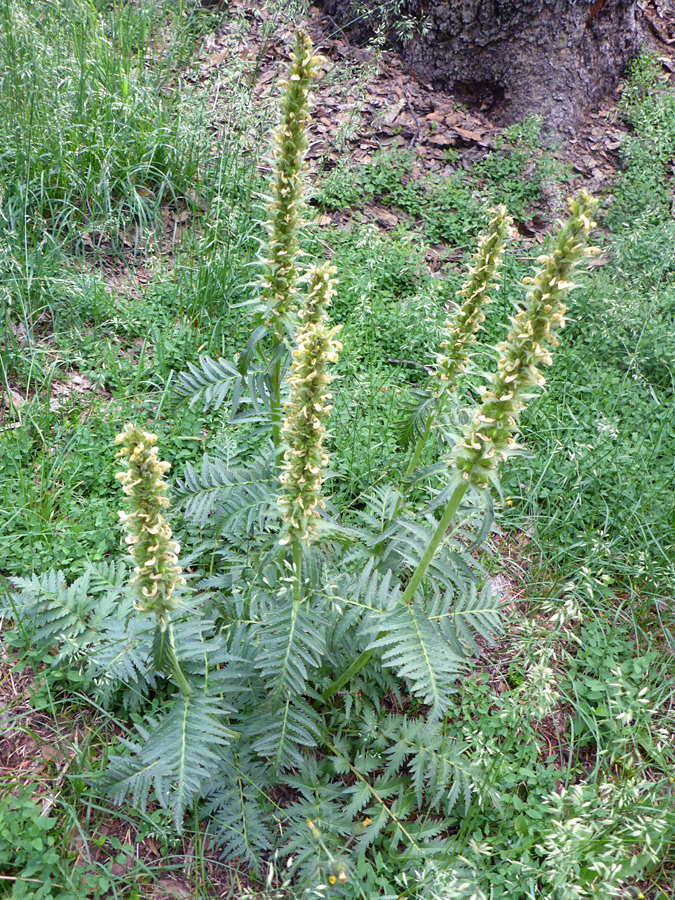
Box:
0 0 201 248
607 52 675 229
498 55 675 593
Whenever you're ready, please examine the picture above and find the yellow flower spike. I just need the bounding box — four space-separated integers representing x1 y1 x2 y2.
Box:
278 263 341 547
328 875 336 885
433 205 513 395
259 29 322 338
400 207 514 488
452 191 598 488
115 424 185 631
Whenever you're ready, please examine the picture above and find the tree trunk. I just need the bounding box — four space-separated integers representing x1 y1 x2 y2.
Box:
317 0 641 134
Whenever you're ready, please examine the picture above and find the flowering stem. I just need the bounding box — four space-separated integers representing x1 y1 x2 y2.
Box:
271 358 283 464
258 29 320 341
452 191 598 488
114 424 193 697
324 195 596 702
256 30 321 450
399 208 512 503
433 206 512 395
278 264 341 548
154 618 193 698
114 424 185 629
292 538 303 604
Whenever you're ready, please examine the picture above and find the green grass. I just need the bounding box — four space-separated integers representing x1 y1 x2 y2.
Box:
0 0 266 578
0 3 674 895
0 0 211 250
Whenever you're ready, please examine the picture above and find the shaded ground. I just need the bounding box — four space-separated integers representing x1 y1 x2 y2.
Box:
202 0 675 231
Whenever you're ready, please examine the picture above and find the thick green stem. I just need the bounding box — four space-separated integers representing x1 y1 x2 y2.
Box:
384 410 434 533
270 357 282 464
322 478 469 700
399 478 468 605
390 394 447 525
402 389 451 486
153 618 193 698
322 646 376 701
404 412 434 482
292 538 303 604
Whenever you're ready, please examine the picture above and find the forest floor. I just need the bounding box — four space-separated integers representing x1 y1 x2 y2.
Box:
197 0 675 250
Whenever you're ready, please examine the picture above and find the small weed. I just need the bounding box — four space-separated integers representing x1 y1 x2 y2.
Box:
470 116 569 220
0 789 83 899
606 53 675 229
316 147 485 247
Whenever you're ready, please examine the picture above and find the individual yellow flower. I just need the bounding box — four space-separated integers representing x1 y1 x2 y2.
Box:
306 818 322 840
278 263 342 546
452 191 598 488
115 424 185 630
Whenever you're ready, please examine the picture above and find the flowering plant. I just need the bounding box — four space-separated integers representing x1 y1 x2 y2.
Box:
7 28 618 899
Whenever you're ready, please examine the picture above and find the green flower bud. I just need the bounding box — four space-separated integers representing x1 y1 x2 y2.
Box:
115 424 185 630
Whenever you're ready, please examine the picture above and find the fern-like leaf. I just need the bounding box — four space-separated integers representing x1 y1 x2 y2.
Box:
362 604 465 721
174 355 239 410
441 582 502 656
247 693 322 771
254 596 326 696
85 616 155 712
105 693 232 829
84 558 130 592
382 715 498 816
394 388 435 448
8 570 96 649
202 748 274 871
174 454 276 535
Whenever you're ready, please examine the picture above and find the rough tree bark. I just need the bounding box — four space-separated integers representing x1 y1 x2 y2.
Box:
317 0 641 134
